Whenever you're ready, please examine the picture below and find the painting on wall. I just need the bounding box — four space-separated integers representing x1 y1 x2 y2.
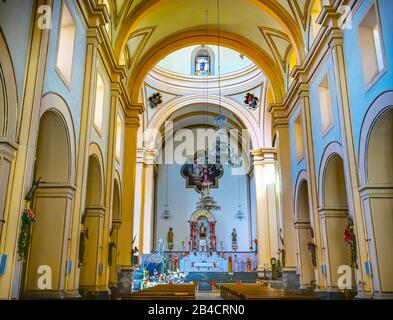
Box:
181 151 224 192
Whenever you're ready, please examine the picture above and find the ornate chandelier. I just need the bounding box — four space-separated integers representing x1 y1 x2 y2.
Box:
161 165 171 221
234 205 245 221
208 128 242 168
196 181 221 212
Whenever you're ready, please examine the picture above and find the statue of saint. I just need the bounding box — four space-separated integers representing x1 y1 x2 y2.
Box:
167 227 174 250
246 257 252 272
231 228 238 251
228 255 233 274
234 254 239 273
199 222 207 252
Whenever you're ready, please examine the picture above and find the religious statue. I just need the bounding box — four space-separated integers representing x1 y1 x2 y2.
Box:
231 228 238 251
228 255 233 274
173 254 179 271
246 257 252 272
131 246 139 266
234 255 239 273
167 227 174 250
199 222 207 252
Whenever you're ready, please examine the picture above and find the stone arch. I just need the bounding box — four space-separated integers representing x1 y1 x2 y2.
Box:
0 27 18 142
112 174 122 221
145 95 262 150
294 170 315 289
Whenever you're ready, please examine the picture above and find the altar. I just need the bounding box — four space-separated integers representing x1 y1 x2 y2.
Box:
180 252 228 273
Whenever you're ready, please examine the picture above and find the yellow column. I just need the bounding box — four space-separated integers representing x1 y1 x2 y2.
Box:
300 91 325 289
251 148 280 273
141 150 157 254
0 0 52 299
275 124 297 270
65 29 101 296
133 148 144 254
99 84 121 293
328 27 372 298
118 107 141 270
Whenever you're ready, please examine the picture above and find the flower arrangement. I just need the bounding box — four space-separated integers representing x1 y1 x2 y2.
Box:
307 242 317 268
17 208 36 259
344 214 358 269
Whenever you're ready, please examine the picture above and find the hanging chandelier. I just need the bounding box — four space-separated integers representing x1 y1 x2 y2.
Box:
208 0 242 169
161 204 171 221
161 165 171 221
234 205 245 221
196 181 221 212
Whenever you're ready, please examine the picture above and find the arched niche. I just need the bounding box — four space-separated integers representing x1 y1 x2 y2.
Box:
319 148 353 290
86 154 104 207
0 28 18 142
34 111 70 183
112 177 121 221
24 109 74 296
323 154 348 208
0 28 18 238
79 145 106 293
358 91 393 296
294 172 315 289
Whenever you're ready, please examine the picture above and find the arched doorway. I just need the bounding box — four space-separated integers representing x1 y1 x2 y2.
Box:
359 96 393 297
79 151 106 297
320 151 353 291
294 176 315 289
109 178 121 289
23 110 73 298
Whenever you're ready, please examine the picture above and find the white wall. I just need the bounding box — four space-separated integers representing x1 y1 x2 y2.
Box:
155 163 253 251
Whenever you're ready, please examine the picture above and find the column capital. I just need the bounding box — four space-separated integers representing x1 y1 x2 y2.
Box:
143 149 158 165
0 138 18 160
251 148 277 165
294 220 312 230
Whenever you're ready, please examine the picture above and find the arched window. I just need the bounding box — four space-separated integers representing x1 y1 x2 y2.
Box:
191 46 215 75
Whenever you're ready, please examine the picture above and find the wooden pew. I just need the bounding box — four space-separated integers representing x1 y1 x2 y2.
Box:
219 283 319 300
122 284 196 300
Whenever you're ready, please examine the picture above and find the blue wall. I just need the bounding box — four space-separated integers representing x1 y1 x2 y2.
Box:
0 0 34 103
343 0 393 154
43 0 87 140
308 55 342 177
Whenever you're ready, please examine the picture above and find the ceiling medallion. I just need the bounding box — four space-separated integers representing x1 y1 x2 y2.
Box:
244 93 259 110
148 92 163 109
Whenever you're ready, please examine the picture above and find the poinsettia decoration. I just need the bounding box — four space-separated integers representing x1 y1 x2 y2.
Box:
344 214 358 269
244 93 259 109
17 208 36 258
148 92 163 109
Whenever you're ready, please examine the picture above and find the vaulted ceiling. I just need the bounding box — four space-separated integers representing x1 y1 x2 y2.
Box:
105 0 320 102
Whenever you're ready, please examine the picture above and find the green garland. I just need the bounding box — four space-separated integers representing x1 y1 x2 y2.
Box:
17 209 35 259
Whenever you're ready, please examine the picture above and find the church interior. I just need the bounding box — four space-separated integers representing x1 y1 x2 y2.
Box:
0 0 392 301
